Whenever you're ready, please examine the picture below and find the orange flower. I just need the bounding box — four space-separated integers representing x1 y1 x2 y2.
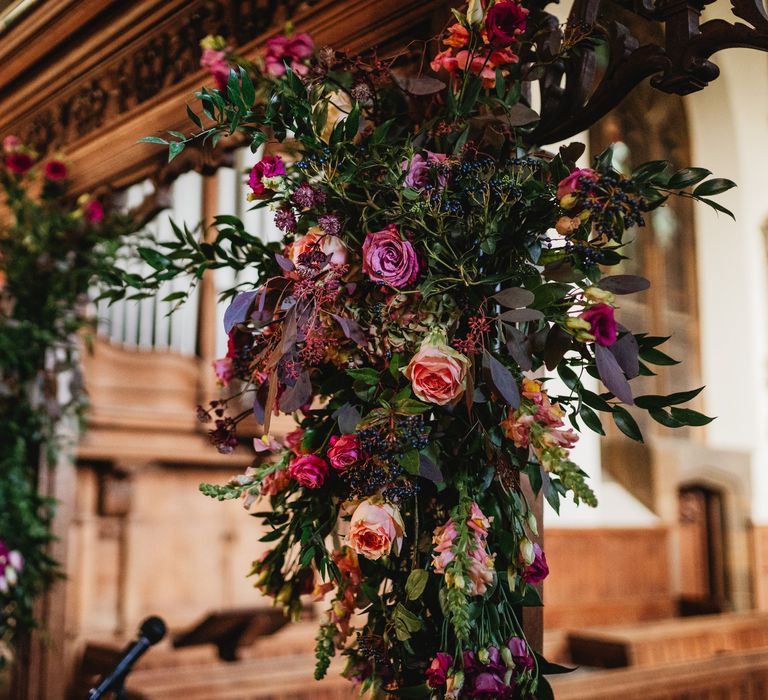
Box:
444 23 469 49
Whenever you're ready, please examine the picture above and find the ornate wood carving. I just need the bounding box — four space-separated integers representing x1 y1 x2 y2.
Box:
528 0 768 145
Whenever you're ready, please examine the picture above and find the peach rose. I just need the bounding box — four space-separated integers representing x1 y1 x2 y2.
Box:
403 341 470 406
347 500 404 560
289 227 347 267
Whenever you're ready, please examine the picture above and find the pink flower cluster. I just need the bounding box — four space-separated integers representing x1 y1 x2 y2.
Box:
201 46 231 90
264 32 314 77
502 379 578 458
248 154 286 199
432 503 495 596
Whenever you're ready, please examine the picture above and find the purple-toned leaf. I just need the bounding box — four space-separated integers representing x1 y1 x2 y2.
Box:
500 308 545 323
493 287 535 309
559 142 586 165
595 344 634 405
599 275 650 295
544 324 572 371
505 327 533 372
419 454 444 484
392 73 446 95
278 371 312 413
333 404 362 434
281 307 298 352
544 261 585 283
609 331 640 379
331 313 367 347
275 253 295 272
501 103 540 126
223 290 258 333
482 350 521 408
253 383 268 424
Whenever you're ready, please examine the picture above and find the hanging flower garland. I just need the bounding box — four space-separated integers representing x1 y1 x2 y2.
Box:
0 138 139 667
131 2 735 696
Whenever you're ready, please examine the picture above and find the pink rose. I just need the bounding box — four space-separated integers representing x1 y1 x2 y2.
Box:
212 357 234 386
6 152 34 174
265 32 314 77
426 652 453 688
485 1 529 49
580 303 618 346
83 199 104 224
522 543 549 584
347 500 404 560
288 454 328 489
327 434 360 471
289 228 347 268
248 155 286 198
362 225 419 289
200 47 230 90
43 159 68 181
402 151 447 189
3 135 20 154
556 167 597 200
404 341 470 406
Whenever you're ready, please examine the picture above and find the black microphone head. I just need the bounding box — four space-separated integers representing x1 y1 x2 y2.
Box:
139 616 167 645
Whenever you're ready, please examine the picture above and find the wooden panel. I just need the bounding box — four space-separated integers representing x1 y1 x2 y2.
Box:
567 611 768 668
544 527 674 629
551 647 768 700
751 524 768 610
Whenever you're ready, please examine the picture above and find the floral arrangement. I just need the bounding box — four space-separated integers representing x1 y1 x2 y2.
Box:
0 137 139 668
132 2 735 696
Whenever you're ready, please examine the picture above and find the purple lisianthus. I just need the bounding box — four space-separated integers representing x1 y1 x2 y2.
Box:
402 151 447 189
362 225 419 289
522 543 549 584
580 303 618 347
507 637 534 671
469 671 511 698
425 652 453 688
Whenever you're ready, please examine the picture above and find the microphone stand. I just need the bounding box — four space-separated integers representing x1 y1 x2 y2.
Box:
89 616 166 700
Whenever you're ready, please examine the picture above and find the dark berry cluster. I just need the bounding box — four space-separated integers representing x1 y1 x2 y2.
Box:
578 174 647 239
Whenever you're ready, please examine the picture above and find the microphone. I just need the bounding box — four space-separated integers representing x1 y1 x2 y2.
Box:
89 616 166 699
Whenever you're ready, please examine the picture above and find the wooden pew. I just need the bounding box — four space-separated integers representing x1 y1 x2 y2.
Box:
566 611 768 668
550 647 768 700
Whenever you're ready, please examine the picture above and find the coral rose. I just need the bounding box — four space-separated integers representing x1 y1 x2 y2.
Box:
347 500 404 560
327 434 359 471
288 454 328 489
580 303 618 346
289 227 347 268
404 341 469 406
362 225 419 289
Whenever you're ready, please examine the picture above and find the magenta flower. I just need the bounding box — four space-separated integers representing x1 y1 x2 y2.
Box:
6 152 34 174
248 155 286 198
425 652 453 688
485 1 529 49
327 434 360 471
212 357 234 386
362 225 419 288
580 303 618 346
43 159 68 181
200 47 230 90
507 637 534 671
83 199 104 224
556 167 598 200
288 454 328 489
522 543 549 584
264 33 314 77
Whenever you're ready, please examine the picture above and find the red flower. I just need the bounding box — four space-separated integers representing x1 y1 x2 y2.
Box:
6 152 34 174
43 159 68 181
426 652 453 688
485 1 528 49
521 543 549 584
248 155 286 198
580 303 618 347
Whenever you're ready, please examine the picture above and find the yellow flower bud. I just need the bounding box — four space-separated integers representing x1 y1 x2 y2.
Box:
565 316 591 332
478 648 489 665
520 537 535 566
560 193 578 210
576 330 596 343
527 511 539 537
584 286 615 303
467 0 484 25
